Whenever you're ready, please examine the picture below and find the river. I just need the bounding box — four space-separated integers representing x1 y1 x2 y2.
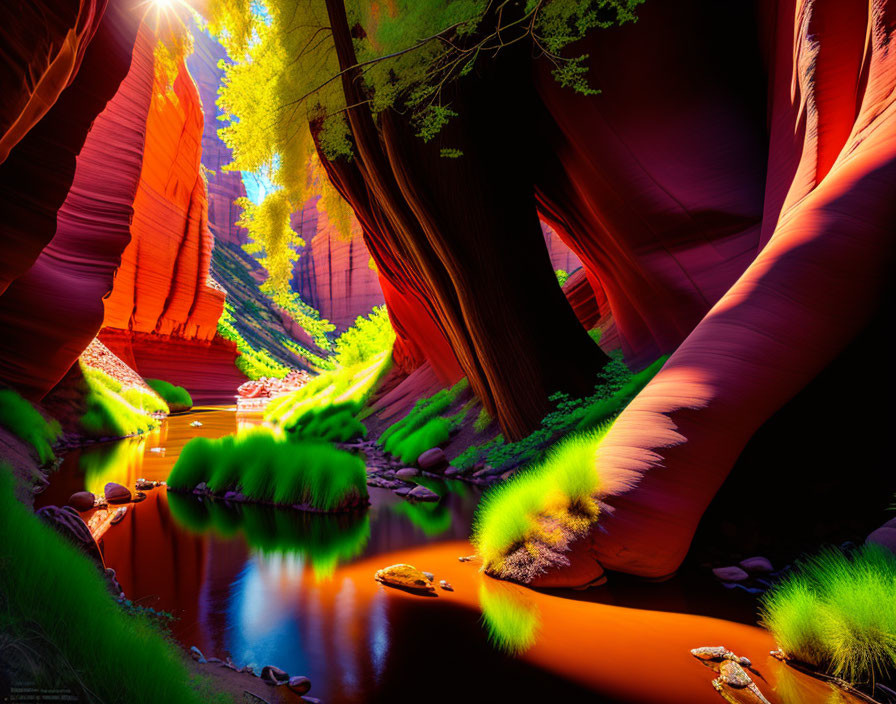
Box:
35 408 857 704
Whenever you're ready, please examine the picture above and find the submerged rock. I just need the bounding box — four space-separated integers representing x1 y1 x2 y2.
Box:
110 506 128 525
287 676 311 695
711 566 749 582
104 482 131 504
374 564 436 593
68 491 96 512
738 556 773 574
408 485 439 502
440 580 454 591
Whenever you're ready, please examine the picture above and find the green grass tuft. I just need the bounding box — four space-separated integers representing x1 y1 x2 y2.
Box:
167 429 367 512
79 365 161 438
472 426 608 572
283 401 367 443
0 465 231 703
760 544 896 683
145 379 192 412
0 389 61 464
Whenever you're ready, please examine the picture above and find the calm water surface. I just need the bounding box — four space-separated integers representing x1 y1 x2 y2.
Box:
36 409 854 704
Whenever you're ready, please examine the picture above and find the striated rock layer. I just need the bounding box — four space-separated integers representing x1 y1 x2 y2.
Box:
293 197 385 332
0 7 148 398
0 0 142 296
98 328 243 405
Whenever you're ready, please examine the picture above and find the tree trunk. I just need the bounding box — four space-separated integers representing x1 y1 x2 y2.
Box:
321 0 607 439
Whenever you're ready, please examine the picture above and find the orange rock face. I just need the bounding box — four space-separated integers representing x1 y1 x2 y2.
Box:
102 57 224 340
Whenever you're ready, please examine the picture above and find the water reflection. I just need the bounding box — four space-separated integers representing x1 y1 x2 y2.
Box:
168 494 372 579
79 436 147 495
478 578 541 654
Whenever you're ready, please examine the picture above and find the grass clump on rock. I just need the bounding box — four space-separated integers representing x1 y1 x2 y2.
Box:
760 544 896 684
167 428 368 512
472 426 609 582
145 378 193 412
0 465 230 704
80 366 164 438
0 389 61 464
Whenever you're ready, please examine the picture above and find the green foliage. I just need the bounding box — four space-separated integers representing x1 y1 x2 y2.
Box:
121 386 170 415
472 426 608 571
266 351 392 428
208 0 642 309
760 545 896 683
80 365 161 438
167 428 367 511
555 269 570 286
333 306 396 368
0 466 230 704
169 494 371 579
218 301 291 379
0 389 61 465
453 355 666 472
478 583 541 655
473 407 492 433
145 379 193 412
283 400 367 443
380 379 468 463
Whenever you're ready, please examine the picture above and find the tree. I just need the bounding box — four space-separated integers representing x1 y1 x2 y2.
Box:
208 0 642 438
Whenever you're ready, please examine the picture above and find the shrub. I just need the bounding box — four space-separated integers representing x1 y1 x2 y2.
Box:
555 269 570 286
332 305 396 367
453 355 667 472
760 544 896 683
472 426 608 576
283 400 367 443
122 386 169 414
145 379 193 412
167 429 367 512
80 381 158 438
0 465 230 703
379 379 468 460
0 389 61 464
473 407 492 433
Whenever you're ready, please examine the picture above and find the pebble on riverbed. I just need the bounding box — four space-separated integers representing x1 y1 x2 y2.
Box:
374 564 436 593
440 580 453 591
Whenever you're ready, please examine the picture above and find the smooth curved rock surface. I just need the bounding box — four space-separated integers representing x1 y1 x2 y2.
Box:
0 0 141 297
0 0 105 164
544 0 896 581
0 25 154 398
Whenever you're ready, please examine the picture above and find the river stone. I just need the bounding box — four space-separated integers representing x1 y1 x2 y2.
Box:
408 485 439 502
440 580 453 591
719 660 753 688
261 665 289 685
110 506 128 525
287 676 311 695
374 564 435 592
417 448 448 472
866 519 896 554
712 566 749 582
395 468 419 479
739 556 773 574
104 482 131 504
393 486 412 497
190 646 206 663
443 466 460 478
68 491 96 512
